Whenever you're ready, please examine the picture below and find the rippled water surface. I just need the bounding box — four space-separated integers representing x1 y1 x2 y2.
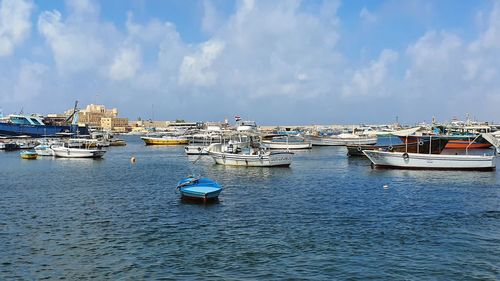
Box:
1 136 499 280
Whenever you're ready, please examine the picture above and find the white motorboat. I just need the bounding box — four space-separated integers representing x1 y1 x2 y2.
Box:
34 144 54 156
206 143 293 167
52 140 106 158
363 150 496 170
262 136 312 150
52 145 106 158
308 134 377 146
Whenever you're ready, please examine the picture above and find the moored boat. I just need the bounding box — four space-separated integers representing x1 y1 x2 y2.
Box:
51 140 106 158
206 143 293 167
347 137 448 156
308 134 377 146
141 135 189 145
34 144 54 156
109 139 127 146
363 150 496 170
176 176 222 202
262 136 312 150
20 150 38 159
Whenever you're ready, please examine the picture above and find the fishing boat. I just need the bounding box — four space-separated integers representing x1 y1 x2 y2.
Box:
347 137 448 156
262 136 312 150
34 144 54 156
20 150 38 159
141 135 189 145
176 176 222 202
308 133 377 146
109 139 126 146
206 143 294 167
52 139 106 158
363 150 496 171
399 135 492 149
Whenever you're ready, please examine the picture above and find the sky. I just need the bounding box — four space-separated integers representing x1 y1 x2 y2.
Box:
1 0 500 125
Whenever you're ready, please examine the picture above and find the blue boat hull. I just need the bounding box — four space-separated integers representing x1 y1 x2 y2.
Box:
0 123 88 137
177 177 222 202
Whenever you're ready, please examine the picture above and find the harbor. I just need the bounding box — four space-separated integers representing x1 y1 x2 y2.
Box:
2 0 500 279
1 108 500 279
1 135 499 279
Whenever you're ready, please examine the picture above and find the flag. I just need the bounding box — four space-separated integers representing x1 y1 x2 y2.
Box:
234 115 241 121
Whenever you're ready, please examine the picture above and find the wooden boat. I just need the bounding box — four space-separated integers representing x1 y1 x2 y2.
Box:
206 143 293 167
308 134 377 146
141 135 189 145
176 177 222 202
399 135 491 149
20 150 38 159
363 150 495 170
262 136 312 150
347 137 448 156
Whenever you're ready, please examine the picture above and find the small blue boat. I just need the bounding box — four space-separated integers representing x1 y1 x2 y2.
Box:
176 177 222 202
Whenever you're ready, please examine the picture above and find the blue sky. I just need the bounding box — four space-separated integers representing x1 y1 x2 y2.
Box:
1 0 500 125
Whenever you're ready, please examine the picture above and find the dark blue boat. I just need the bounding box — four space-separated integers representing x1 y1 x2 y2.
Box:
0 115 88 137
176 177 222 202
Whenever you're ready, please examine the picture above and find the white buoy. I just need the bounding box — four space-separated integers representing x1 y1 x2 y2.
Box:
130 156 136 163
383 184 389 189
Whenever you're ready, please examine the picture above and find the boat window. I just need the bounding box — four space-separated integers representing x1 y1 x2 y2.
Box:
30 118 43 125
10 117 32 125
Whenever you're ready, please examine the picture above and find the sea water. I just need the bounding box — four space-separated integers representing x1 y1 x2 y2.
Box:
0 136 499 279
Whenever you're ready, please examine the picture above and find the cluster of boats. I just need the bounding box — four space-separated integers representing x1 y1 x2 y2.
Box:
15 134 127 160
138 120 500 171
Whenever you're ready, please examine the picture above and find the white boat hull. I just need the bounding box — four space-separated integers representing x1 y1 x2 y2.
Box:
363 150 496 170
262 141 312 150
309 136 377 146
34 148 54 156
184 145 209 155
208 151 293 167
52 146 106 158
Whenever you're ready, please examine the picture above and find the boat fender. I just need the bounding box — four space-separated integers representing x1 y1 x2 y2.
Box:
184 146 188 151
197 147 201 152
418 140 424 146
402 153 409 160
388 145 393 151
357 146 362 152
258 150 264 159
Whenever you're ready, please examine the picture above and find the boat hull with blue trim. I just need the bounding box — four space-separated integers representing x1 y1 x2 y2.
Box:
0 123 88 137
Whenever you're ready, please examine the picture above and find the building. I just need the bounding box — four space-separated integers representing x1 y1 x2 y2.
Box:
44 114 68 126
64 104 128 131
101 117 129 132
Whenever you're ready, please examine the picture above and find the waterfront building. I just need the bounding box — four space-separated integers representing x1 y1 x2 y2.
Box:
101 117 129 132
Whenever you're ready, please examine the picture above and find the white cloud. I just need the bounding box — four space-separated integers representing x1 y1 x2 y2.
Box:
202 0 220 34
0 0 33 56
360 7 377 24
109 45 142 80
342 49 398 97
13 61 48 102
37 9 111 75
179 40 225 86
